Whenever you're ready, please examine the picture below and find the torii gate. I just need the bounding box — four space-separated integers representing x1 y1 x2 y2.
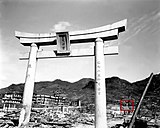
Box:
15 19 127 128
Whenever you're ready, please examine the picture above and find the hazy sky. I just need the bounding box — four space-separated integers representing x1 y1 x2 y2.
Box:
0 0 160 89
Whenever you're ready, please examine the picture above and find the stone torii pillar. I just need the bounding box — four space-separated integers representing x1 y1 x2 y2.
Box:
18 43 38 128
15 19 127 128
95 38 107 127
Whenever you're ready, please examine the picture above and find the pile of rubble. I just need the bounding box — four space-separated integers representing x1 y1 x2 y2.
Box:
0 109 95 128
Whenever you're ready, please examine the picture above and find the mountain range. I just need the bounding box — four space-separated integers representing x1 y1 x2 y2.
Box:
0 73 160 111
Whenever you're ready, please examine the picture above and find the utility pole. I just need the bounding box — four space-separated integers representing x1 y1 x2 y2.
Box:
129 73 154 128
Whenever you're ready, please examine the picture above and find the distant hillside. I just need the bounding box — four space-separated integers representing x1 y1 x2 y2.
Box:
0 74 160 109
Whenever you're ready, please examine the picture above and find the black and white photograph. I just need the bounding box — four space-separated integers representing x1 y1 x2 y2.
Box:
0 0 160 128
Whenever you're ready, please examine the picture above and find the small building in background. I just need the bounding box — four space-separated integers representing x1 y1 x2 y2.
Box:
2 92 81 113
2 92 22 111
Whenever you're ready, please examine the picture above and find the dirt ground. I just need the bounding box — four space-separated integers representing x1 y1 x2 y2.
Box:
72 123 94 128
72 119 124 128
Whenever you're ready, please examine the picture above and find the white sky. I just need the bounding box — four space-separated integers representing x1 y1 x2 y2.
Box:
0 0 160 89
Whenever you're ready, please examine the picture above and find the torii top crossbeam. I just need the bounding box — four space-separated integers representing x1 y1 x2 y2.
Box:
15 19 127 46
